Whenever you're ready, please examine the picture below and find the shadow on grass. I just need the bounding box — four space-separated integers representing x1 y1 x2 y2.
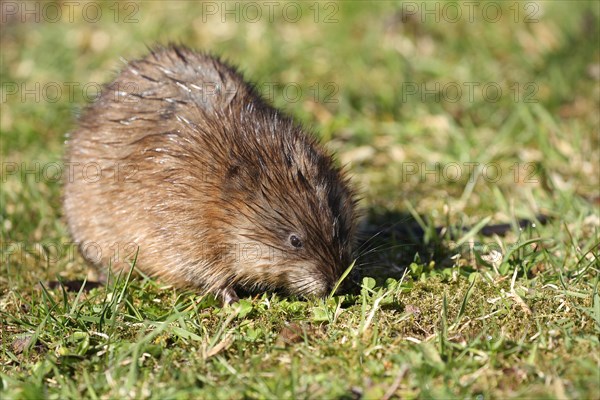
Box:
349 209 448 293
349 209 550 294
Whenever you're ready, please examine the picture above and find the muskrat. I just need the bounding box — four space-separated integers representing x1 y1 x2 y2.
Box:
63 44 358 303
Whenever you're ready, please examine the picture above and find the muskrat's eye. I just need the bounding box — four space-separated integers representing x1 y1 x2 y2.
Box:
289 234 303 248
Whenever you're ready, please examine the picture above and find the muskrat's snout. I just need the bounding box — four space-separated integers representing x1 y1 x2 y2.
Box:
306 254 359 298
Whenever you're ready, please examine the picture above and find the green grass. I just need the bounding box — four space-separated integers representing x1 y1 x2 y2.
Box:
1 1 599 398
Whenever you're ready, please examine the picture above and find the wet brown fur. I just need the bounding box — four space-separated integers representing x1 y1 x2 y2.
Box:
63 44 358 300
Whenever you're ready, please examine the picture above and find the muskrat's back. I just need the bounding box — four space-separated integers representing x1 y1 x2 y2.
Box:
64 45 358 301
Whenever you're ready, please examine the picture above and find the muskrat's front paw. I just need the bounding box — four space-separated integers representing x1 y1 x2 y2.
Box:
220 287 239 305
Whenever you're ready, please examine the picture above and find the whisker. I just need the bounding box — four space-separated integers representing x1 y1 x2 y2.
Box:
356 243 418 259
354 217 417 253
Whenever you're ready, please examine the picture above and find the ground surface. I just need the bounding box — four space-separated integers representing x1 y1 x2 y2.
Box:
1 1 599 399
